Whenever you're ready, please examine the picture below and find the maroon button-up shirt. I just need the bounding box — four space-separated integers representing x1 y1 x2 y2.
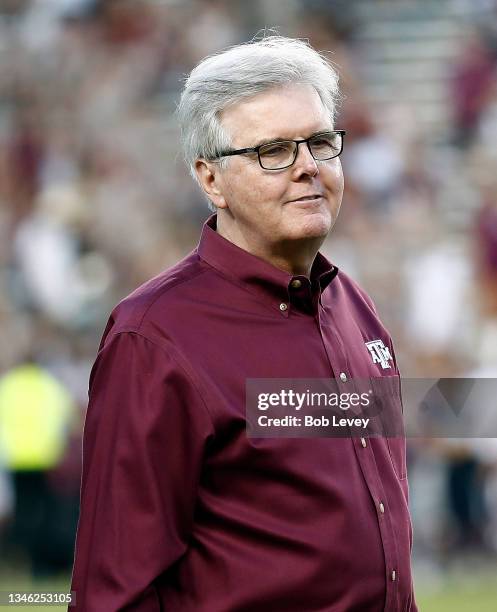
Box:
71 215 416 611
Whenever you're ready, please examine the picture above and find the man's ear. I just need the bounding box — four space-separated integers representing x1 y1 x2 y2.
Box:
195 159 228 209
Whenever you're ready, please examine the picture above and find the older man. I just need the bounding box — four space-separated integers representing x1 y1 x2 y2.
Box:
71 36 416 611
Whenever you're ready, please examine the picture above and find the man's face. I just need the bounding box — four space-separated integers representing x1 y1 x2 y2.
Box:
208 83 344 253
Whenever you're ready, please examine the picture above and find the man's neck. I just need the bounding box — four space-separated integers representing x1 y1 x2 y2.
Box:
216 217 321 277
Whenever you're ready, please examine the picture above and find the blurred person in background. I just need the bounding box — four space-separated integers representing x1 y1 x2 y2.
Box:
0 467 14 561
70 35 416 611
0 356 77 577
450 29 496 148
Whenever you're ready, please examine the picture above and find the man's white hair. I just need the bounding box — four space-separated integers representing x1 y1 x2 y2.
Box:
176 35 341 183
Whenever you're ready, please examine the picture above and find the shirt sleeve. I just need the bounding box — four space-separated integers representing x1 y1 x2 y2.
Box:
70 331 214 611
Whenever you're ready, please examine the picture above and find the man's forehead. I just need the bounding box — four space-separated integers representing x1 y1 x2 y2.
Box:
220 83 333 145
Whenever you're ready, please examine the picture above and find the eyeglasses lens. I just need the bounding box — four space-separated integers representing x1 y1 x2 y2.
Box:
258 133 342 170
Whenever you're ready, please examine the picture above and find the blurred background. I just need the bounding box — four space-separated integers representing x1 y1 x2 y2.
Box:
0 0 497 609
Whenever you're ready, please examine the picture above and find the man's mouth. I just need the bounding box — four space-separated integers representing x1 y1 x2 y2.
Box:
289 194 323 203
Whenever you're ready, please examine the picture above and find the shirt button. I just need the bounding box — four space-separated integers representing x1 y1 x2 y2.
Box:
391 570 396 582
360 437 367 448
379 502 385 514
290 279 302 289
279 303 288 312
339 372 347 382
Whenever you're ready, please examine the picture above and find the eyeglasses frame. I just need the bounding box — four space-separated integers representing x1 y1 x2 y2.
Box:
211 129 346 170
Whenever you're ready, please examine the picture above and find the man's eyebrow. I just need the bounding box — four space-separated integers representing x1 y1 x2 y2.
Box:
251 129 334 148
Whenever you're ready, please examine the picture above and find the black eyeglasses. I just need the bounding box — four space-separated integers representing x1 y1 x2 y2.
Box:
212 130 345 170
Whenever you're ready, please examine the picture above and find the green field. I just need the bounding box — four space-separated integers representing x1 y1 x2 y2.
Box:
416 580 497 611
0 571 70 611
413 560 497 611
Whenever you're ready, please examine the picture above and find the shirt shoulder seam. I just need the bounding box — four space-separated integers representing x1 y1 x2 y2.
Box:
134 261 211 330
106 329 216 434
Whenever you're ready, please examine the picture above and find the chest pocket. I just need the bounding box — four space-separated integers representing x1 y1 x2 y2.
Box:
370 375 407 481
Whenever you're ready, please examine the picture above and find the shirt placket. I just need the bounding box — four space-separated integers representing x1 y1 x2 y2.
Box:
316 303 400 612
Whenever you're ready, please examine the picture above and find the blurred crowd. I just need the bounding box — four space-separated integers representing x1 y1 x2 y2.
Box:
1 0 497 583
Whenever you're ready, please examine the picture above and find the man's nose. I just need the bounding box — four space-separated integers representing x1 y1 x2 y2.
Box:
292 142 319 177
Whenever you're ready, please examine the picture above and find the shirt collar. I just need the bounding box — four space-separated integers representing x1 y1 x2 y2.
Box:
197 214 338 315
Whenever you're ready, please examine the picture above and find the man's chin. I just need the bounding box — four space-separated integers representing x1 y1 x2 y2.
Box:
287 213 333 241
